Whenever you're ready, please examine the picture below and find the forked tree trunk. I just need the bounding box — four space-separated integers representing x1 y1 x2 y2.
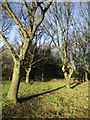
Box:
25 67 31 83
1 1 52 104
7 59 20 103
62 64 74 89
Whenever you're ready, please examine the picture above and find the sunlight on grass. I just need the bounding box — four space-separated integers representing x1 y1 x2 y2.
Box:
2 80 89 118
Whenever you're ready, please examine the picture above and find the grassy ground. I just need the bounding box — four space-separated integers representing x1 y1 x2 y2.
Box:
2 79 89 119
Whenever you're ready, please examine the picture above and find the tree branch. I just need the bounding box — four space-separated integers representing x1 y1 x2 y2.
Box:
1 1 28 39
33 2 52 34
0 32 19 61
32 52 45 66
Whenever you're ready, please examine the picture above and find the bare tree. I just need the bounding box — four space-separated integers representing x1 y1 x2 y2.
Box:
72 2 90 81
41 2 79 88
0 1 51 103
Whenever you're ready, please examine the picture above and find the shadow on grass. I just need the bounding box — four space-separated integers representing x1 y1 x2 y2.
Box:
18 82 83 103
18 85 66 103
71 82 82 89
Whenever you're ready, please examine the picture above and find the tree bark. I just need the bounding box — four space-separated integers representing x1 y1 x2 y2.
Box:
7 59 20 103
25 67 31 83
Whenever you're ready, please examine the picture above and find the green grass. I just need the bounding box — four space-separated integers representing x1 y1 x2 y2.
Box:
2 80 89 118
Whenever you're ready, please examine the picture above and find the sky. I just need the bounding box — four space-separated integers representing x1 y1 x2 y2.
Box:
0 2 89 49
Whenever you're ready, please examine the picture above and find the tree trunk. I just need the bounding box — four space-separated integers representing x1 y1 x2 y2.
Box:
64 73 71 89
25 67 31 83
66 77 71 89
7 59 20 103
85 71 88 82
62 65 71 89
62 64 74 89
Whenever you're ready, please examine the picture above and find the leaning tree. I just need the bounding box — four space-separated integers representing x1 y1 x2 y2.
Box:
0 1 51 103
